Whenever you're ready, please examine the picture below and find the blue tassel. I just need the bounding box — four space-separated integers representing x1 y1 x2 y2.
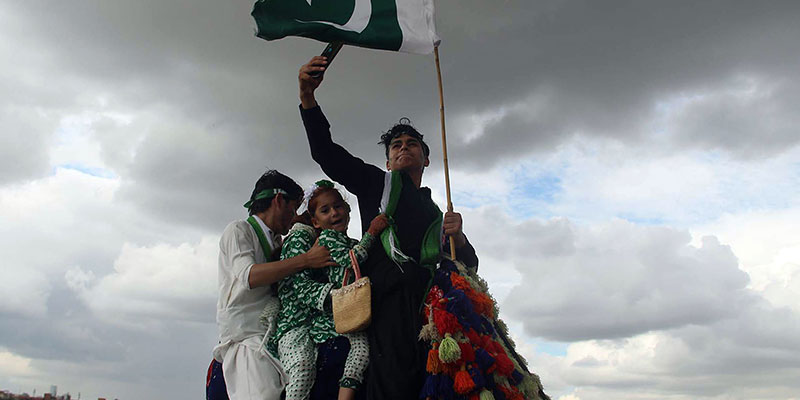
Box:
469 364 486 389
420 374 440 399
477 318 495 335
492 388 507 400
484 372 496 390
511 370 524 385
440 258 457 271
436 271 453 292
438 373 455 400
464 313 483 332
475 348 495 372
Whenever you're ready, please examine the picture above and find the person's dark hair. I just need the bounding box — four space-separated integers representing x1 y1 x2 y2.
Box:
248 170 303 216
379 117 430 160
291 211 313 227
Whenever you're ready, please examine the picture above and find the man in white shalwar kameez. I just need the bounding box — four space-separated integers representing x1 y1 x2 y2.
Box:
213 170 338 400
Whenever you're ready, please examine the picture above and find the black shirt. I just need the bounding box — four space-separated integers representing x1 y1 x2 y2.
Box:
301 105 478 399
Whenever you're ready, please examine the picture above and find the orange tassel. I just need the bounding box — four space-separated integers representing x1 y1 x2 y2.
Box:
450 272 472 291
454 368 476 395
451 272 496 319
474 292 495 319
427 346 442 373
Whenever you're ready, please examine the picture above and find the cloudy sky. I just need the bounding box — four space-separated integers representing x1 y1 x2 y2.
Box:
2 0 799 399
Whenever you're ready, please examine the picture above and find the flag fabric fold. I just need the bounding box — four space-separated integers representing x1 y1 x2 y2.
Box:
252 0 440 54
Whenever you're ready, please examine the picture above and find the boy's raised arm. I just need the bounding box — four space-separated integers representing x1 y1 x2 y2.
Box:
298 57 384 197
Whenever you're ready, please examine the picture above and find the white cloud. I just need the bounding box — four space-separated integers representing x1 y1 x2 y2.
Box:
486 216 750 341
466 207 800 400
0 349 36 378
0 268 49 317
529 313 800 399
692 208 800 313
77 237 219 326
65 267 96 293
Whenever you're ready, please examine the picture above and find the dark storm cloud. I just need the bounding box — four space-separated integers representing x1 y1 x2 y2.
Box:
3 1 800 399
440 0 800 166
8 0 799 227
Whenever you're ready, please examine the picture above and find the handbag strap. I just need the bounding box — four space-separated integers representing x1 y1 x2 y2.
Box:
342 249 362 286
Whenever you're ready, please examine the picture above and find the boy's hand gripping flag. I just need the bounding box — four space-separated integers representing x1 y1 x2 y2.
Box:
251 0 440 54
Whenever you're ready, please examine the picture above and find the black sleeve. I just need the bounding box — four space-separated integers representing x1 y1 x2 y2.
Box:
300 105 385 198
456 235 479 272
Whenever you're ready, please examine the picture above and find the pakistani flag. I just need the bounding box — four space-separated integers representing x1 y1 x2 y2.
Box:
251 0 440 54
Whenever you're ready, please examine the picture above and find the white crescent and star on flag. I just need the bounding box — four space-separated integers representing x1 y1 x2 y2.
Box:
298 0 371 33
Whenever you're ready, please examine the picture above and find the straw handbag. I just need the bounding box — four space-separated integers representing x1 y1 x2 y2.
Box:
331 249 372 333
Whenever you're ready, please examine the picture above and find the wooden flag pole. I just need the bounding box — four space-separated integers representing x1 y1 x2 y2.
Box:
434 46 457 260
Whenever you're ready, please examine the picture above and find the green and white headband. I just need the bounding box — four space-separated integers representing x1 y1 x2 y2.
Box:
243 188 288 210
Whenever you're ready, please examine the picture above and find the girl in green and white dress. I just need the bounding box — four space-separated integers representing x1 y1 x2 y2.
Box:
265 180 387 400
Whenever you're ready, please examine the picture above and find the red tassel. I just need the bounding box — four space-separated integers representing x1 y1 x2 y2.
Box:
465 329 481 345
459 342 476 363
505 385 524 400
442 360 461 376
427 346 442 373
433 308 462 336
480 335 493 349
426 285 444 304
488 340 505 355
498 385 515 399
454 368 476 395
494 352 515 376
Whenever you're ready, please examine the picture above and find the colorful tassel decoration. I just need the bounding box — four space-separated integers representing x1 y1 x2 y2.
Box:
419 258 545 400
510 370 524 385
419 321 439 342
427 346 442 373
439 333 462 363
475 348 495 372
438 373 455 400
519 375 539 398
458 341 476 363
434 308 462 336
454 368 476 394
421 374 440 399
442 360 461 376
426 285 444 304
465 329 481 345
479 389 496 400
494 352 515 376
505 386 524 400
468 364 486 389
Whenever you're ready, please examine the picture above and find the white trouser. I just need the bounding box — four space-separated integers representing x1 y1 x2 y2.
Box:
220 335 286 400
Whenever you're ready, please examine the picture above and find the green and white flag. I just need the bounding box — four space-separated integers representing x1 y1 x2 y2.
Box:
251 0 440 54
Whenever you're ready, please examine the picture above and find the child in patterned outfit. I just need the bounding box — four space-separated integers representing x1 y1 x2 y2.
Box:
266 180 388 400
